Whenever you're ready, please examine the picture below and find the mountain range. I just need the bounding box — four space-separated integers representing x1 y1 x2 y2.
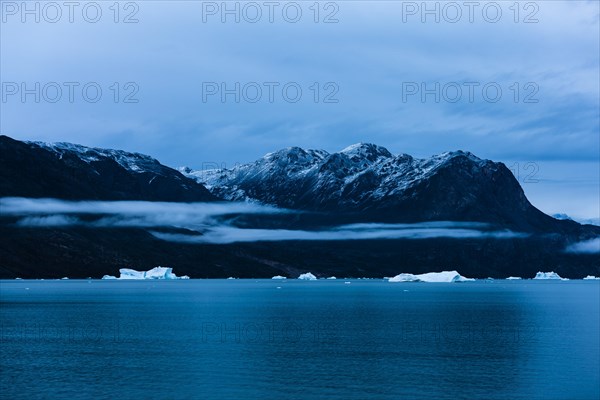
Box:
180 143 581 233
0 135 598 279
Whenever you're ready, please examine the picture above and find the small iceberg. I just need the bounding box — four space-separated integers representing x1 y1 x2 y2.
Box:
327 276 337 280
102 267 189 280
533 271 569 280
298 272 317 280
506 276 522 280
271 275 287 280
533 271 567 280
583 275 600 280
388 270 474 283
61 277 69 280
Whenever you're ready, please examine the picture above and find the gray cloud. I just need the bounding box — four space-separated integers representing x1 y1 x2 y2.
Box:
15 215 79 227
565 238 600 254
1 1 598 220
1 197 282 216
2 198 527 244
150 226 527 245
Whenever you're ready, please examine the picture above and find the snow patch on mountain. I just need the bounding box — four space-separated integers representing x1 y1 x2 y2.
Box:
552 213 599 226
31 141 167 175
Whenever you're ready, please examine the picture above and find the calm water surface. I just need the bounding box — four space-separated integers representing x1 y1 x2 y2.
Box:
1 279 599 399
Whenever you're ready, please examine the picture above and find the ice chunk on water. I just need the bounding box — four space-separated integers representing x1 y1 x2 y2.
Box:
533 271 567 280
118 269 145 279
298 272 317 280
388 270 474 283
506 276 522 280
102 267 188 280
583 275 600 280
272 275 287 280
327 276 337 280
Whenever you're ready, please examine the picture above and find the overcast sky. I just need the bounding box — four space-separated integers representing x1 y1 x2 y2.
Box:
1 0 598 219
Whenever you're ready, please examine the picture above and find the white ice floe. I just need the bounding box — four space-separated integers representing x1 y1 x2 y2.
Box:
298 272 317 280
583 275 600 280
102 267 189 280
388 270 474 283
506 276 522 280
327 276 337 280
61 277 69 280
533 271 568 280
227 277 236 280
272 275 287 280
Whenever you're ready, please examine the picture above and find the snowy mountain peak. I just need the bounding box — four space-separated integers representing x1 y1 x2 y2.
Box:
181 143 519 218
264 146 329 166
340 143 393 162
30 140 161 174
436 150 483 164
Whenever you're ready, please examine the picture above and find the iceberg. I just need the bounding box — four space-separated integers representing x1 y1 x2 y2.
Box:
506 276 522 280
533 271 567 280
271 275 287 280
583 275 600 280
388 270 474 283
298 272 317 280
327 276 337 280
102 267 189 280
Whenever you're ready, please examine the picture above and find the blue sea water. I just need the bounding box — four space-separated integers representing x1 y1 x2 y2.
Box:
1 279 599 399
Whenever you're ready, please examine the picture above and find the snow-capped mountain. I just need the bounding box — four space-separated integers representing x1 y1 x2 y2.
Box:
181 143 560 230
552 213 600 226
0 135 215 202
1 136 598 279
32 140 168 175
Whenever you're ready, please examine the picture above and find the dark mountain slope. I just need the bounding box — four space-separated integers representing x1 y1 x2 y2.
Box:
0 135 216 202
